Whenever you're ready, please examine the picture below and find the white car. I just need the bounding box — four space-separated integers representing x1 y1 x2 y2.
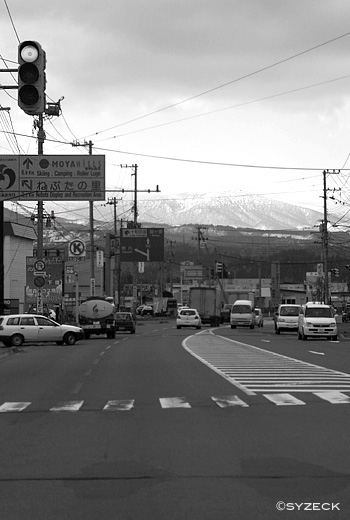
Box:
176 308 201 329
254 308 264 327
298 303 337 341
275 304 301 334
0 314 85 347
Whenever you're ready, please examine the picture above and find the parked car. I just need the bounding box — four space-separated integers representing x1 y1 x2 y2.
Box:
254 308 264 327
220 303 233 323
115 312 136 334
176 308 201 329
0 314 84 347
275 304 301 334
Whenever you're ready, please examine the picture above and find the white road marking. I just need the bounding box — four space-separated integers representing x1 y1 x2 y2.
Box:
50 400 84 412
92 359 100 364
159 397 191 409
0 402 31 412
99 351 105 356
309 351 325 355
211 395 249 408
103 400 135 411
183 331 350 393
314 391 350 404
263 393 306 406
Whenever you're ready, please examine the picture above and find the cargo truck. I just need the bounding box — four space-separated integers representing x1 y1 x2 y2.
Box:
78 296 117 339
188 286 222 327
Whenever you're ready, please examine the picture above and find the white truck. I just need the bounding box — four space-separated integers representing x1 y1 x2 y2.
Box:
78 297 117 339
189 286 222 327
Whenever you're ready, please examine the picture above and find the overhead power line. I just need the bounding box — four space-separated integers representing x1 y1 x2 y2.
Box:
83 30 350 139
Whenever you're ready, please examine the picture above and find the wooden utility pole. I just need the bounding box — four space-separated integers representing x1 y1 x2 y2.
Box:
72 140 95 295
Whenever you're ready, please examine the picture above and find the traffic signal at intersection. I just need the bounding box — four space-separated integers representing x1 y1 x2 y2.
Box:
18 41 46 115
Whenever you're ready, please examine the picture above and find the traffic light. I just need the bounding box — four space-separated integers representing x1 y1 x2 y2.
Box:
331 268 340 277
215 262 223 274
18 41 46 115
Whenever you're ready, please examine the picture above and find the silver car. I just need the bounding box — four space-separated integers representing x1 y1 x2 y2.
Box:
0 314 85 347
176 308 202 329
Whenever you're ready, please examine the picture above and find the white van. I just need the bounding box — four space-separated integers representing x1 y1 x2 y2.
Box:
230 300 255 329
275 304 300 334
298 302 337 341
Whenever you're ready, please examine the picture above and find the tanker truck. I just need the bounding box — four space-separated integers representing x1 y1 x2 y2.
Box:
78 296 117 339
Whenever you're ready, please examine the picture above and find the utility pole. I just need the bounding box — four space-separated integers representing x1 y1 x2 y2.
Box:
194 225 207 264
120 164 138 226
0 107 11 314
323 169 340 304
106 196 122 306
72 140 95 295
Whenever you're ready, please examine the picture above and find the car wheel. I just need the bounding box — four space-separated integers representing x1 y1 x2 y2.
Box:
84 332 90 339
332 335 338 341
64 332 76 345
177 326 181 329
302 329 308 341
197 325 201 329
276 328 280 334
11 334 23 347
231 325 236 329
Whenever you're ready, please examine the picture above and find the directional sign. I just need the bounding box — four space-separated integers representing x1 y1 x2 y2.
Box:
0 155 105 201
120 228 164 262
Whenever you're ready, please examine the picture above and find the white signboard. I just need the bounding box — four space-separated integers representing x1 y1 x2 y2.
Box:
96 250 104 267
0 155 105 201
69 239 86 259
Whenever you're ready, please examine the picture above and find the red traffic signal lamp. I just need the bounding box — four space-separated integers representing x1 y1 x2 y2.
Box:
18 41 46 115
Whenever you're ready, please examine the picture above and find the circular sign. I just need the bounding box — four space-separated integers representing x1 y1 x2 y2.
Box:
69 239 86 257
34 276 45 288
34 260 45 271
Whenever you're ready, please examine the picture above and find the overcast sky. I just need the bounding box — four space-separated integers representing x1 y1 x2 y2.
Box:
1 0 350 225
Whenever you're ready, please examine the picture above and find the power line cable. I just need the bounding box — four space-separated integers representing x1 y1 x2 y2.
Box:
83 30 350 139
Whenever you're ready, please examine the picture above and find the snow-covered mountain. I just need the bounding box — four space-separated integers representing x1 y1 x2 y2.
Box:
130 193 323 230
6 192 323 231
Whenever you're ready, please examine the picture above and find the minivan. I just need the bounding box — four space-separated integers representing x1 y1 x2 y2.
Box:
230 299 255 329
275 304 301 334
298 302 337 341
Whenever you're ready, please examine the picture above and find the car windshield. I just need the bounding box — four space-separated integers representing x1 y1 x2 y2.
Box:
180 310 196 316
116 313 131 320
280 306 300 316
305 307 333 318
233 305 251 313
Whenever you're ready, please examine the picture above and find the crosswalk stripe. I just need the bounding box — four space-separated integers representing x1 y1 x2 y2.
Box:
211 395 249 408
50 400 84 412
0 402 31 412
184 333 350 393
314 391 350 404
263 393 306 406
103 399 135 411
159 397 191 409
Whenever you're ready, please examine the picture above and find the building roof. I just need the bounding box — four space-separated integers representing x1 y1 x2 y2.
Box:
4 222 36 241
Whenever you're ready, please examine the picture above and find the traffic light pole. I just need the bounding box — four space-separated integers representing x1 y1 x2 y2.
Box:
36 113 45 313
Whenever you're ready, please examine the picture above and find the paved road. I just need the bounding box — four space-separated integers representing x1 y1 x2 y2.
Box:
1 319 350 519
